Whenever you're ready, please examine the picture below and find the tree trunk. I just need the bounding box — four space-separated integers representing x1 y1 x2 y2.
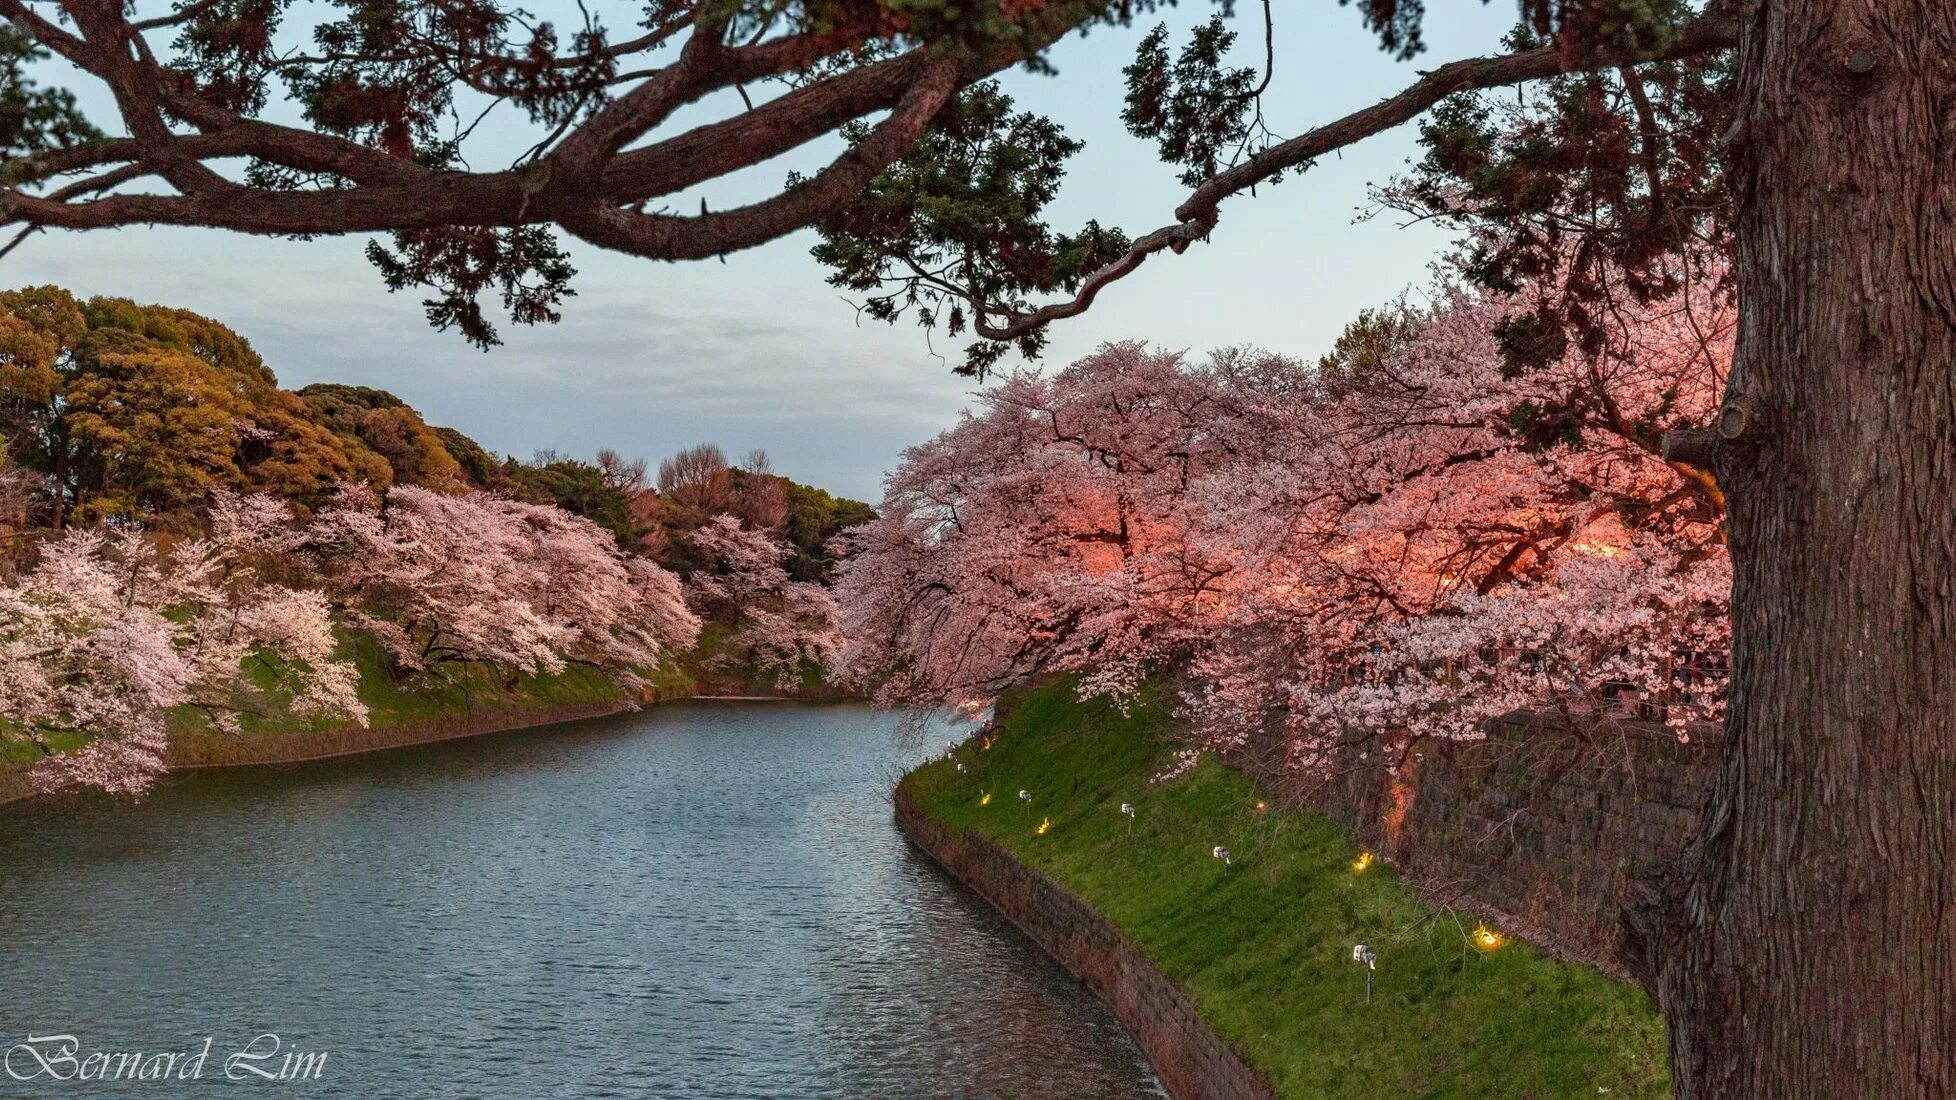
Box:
49 441 66 531
1633 2 1956 1094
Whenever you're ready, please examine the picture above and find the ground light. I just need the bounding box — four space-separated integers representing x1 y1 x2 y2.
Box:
979 791 991 806
1212 845 1231 865
1472 922 1505 951
1352 944 1378 1004
1352 850 1374 873
1035 817 1052 836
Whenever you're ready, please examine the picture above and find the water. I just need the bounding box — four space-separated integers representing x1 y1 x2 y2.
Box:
0 703 1161 1098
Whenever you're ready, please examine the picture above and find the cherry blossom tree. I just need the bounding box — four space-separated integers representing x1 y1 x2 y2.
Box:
1 492 365 795
686 514 840 692
839 270 1734 766
1186 274 1732 763
313 484 699 686
2 482 700 794
836 341 1275 707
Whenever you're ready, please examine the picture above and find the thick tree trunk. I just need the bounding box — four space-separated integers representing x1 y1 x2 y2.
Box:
1633 2 1956 1095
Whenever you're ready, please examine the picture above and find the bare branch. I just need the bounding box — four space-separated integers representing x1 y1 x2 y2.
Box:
972 7 1740 341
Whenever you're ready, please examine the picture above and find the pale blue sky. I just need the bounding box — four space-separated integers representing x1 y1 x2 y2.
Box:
14 3 1517 502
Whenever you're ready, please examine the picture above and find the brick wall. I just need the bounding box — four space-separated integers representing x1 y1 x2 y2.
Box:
1238 713 1720 975
893 786 1277 1100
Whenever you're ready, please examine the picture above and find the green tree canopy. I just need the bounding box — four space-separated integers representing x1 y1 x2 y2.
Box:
0 288 393 526
297 383 469 493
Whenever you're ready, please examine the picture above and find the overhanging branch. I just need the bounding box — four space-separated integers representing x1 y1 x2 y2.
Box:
971 6 1739 342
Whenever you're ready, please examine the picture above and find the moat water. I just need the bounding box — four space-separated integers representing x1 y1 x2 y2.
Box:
0 703 1160 1098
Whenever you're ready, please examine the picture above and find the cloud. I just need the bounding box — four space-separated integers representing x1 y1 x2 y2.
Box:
10 1 1516 501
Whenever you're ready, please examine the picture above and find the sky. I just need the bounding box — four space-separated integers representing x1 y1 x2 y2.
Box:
13 3 1520 503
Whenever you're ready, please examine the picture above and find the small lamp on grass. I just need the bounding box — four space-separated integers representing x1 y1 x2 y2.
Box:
1352 943 1377 1004
1212 845 1232 866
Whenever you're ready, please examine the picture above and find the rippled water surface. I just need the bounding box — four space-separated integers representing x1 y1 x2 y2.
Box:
0 704 1160 1098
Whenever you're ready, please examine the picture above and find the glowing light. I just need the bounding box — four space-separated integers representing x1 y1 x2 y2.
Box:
981 735 994 751
1035 817 1052 836
1120 803 1135 818
1212 845 1231 865
1352 851 1374 873
979 791 992 806
1018 789 1030 802
1472 922 1505 951
1254 800 1268 813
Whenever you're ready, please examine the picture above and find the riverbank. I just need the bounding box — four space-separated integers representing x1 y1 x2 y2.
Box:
0 703 1163 1098
0 634 698 807
897 679 1672 1099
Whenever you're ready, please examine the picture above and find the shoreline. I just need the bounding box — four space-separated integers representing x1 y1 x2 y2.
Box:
0 684 871 809
0 688 685 810
897 680 1671 1098
893 783 1276 1100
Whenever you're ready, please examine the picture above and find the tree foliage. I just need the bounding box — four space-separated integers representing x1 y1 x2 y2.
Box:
810 81 1133 374
1378 14 1733 372
0 288 392 526
840 262 1732 758
0 0 1733 365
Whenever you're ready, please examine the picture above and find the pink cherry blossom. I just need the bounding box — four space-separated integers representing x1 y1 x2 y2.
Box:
839 269 1733 768
312 485 700 687
687 515 842 692
5 498 368 795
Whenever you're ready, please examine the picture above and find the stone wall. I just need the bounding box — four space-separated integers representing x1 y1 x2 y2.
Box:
1238 713 1720 975
164 694 670 769
893 786 1277 1100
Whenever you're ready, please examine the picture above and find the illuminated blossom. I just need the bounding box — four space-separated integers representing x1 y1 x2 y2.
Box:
840 271 1733 767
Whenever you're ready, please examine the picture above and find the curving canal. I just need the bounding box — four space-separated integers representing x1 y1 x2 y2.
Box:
0 703 1160 1098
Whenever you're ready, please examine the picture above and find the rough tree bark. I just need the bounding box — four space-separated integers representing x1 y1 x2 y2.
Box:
1634 1 1956 1095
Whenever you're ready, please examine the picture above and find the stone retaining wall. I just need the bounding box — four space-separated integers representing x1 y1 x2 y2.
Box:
1237 713 1720 974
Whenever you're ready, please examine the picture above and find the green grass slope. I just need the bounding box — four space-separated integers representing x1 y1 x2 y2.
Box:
162 630 694 765
2 630 694 773
901 678 1671 1100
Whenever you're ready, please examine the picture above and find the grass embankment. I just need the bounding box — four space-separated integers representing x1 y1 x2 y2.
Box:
0 631 695 773
165 631 695 766
901 679 1671 1099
